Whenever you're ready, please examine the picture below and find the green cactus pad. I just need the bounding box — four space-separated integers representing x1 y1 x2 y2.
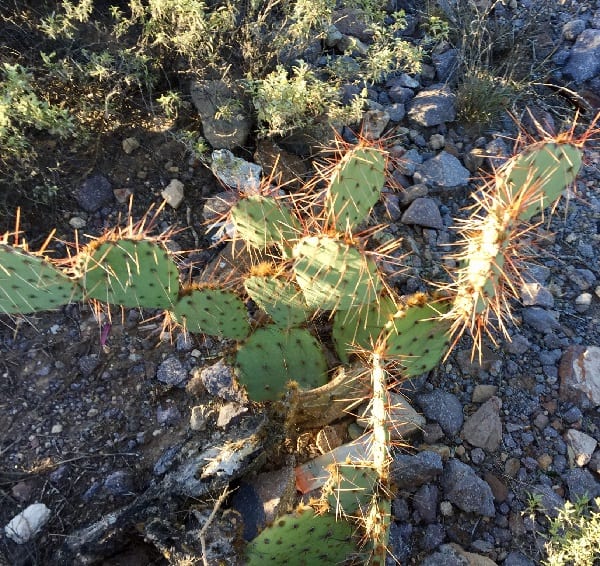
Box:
236 326 327 401
332 296 397 362
0 244 78 314
79 239 179 309
246 508 358 566
325 463 379 516
326 146 386 232
244 275 312 328
292 236 384 311
496 142 582 221
171 287 250 340
383 299 452 376
230 195 301 251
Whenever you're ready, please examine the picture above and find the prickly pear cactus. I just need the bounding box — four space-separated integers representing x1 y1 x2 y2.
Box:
292 236 384 311
246 507 359 566
236 326 328 401
323 463 379 516
383 296 452 376
244 274 312 328
0 244 78 313
230 195 301 252
170 287 250 340
325 146 387 232
77 239 179 309
332 295 397 363
495 141 582 221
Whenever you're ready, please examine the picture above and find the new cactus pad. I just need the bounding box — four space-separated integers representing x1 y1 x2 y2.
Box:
171 287 250 340
325 146 386 232
77 239 179 309
236 326 327 401
0 244 78 313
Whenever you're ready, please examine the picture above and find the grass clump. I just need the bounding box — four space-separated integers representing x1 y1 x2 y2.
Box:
456 70 515 126
543 496 600 566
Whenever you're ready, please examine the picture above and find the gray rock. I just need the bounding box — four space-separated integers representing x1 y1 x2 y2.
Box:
4 503 51 544
156 357 188 387
503 551 534 566
520 282 554 308
485 137 510 169
414 151 470 188
199 358 241 401
78 355 100 377
388 85 415 104
408 84 456 127
530 484 565 518
461 396 503 452
216 402 247 428
399 183 428 206
442 459 496 517
211 149 262 193
562 19 586 41
156 404 182 426
388 522 413 563
386 102 406 122
433 48 458 81
559 346 600 408
565 429 597 467
505 334 530 355
420 523 446 551
103 471 134 496
416 390 464 437
391 450 443 489
190 80 251 149
78 175 113 212
396 148 423 176
362 109 390 140
521 307 560 333
414 484 439 524
421 543 497 566
401 197 444 229
563 28 600 82
563 468 600 502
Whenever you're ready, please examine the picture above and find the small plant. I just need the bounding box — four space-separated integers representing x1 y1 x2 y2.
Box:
421 14 450 44
543 496 600 566
457 70 515 126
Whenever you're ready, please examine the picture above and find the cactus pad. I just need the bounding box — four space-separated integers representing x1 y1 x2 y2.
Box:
496 142 582 221
171 287 250 340
78 239 179 309
244 275 312 328
246 508 358 566
326 146 386 232
230 195 301 251
236 326 327 401
383 299 452 376
292 236 384 311
332 296 397 362
324 463 379 516
0 245 78 313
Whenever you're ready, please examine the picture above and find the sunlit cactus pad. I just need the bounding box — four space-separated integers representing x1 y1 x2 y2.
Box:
78 239 179 309
171 287 250 340
332 295 397 362
230 195 301 250
495 141 582 220
325 463 379 516
383 298 452 376
326 146 386 231
236 326 327 401
246 507 358 566
244 275 312 328
293 236 384 311
0 244 78 313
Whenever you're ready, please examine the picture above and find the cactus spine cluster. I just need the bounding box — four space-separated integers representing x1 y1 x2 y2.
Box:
0 130 587 565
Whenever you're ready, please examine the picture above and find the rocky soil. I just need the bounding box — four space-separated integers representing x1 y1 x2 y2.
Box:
1 1 600 565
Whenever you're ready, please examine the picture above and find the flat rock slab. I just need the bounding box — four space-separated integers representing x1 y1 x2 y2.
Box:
461 396 503 452
414 151 470 188
407 84 456 127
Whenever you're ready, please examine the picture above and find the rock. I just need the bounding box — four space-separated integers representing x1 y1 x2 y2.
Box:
103 471 134 496
416 390 464 437
461 396 503 452
361 109 390 140
472 384 498 404
521 307 560 333
217 402 247 428
357 393 425 440
122 137 140 154
420 523 446 551
529 484 564 518
520 282 554 308
388 84 415 103
69 216 86 229
79 355 100 377
414 151 470 188
391 450 443 488
249 466 296 525
422 543 498 566
51 423 63 434
5 503 51 544
442 459 496 517
432 48 458 81
483 472 508 503
401 197 444 229
563 29 600 83
563 468 600 502
394 147 423 176
503 551 534 566
190 80 251 149
565 429 597 467
211 149 262 193
589 451 600 476
429 133 445 150
190 406 209 431
559 346 600 408
407 84 456 127
156 404 182 426
414 484 439 524
253 140 309 186
386 102 406 122
315 426 342 454
332 8 374 42
161 179 184 209
562 19 586 41
575 292 592 313
78 174 113 212
156 357 188 387
505 334 530 355
198 358 242 402
399 183 428 206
